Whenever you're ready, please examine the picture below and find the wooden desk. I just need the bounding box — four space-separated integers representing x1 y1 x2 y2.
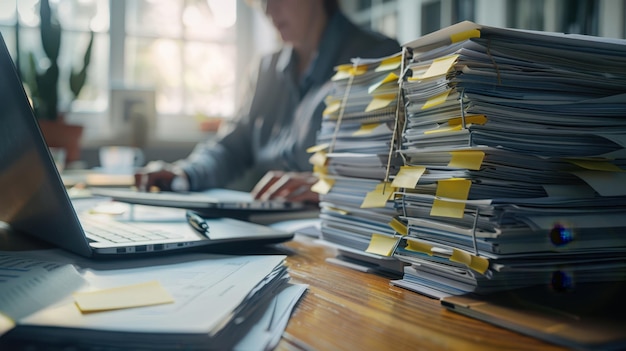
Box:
0 226 567 351
278 235 566 351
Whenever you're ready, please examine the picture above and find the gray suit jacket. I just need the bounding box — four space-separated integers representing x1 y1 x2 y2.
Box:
180 12 401 191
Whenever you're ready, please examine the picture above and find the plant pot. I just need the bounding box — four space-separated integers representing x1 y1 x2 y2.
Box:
37 119 84 164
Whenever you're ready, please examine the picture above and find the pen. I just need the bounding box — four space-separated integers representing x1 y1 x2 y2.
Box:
186 211 210 236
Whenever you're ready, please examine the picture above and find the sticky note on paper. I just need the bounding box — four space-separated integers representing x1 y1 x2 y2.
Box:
448 151 485 170
448 114 487 126
422 90 451 110
361 182 396 208
309 151 328 167
311 177 335 195
450 249 489 274
313 164 328 176
351 65 369 76
73 281 174 313
306 143 329 154
326 206 349 215
389 217 408 236
331 64 353 81
450 29 481 43
421 55 459 80
365 95 395 112
365 234 399 256
569 159 624 172
353 123 382 136
323 100 341 115
404 239 433 255
368 72 399 94
391 166 426 189
376 55 402 72
424 124 463 135
0 313 15 337
430 178 471 218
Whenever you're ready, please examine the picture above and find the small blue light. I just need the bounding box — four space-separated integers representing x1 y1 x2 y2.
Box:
549 223 573 246
551 271 574 292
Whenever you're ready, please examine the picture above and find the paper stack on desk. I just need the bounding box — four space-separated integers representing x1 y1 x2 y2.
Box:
310 53 406 275
387 21 626 298
0 251 307 351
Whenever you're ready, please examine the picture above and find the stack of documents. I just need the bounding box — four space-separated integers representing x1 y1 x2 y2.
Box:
310 53 407 275
388 21 626 298
0 251 307 350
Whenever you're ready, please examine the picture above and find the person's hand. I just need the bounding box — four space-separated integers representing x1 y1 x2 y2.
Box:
251 171 319 204
134 160 177 192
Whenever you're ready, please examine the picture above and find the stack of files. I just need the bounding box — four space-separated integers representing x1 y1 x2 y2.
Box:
392 195 626 298
310 53 407 275
387 21 626 298
0 251 307 350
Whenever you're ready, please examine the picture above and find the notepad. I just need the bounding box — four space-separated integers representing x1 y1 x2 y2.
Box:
73 281 174 313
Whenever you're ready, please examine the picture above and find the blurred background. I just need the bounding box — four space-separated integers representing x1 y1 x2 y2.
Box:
0 0 624 167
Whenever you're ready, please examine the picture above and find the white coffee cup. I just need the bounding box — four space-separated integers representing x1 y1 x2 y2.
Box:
99 146 144 173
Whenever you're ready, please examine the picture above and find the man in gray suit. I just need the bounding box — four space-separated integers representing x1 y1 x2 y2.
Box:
136 0 400 203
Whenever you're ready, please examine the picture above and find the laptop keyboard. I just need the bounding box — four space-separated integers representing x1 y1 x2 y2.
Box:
80 215 184 244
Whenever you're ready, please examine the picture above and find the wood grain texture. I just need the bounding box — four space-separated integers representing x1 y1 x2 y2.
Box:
276 235 566 351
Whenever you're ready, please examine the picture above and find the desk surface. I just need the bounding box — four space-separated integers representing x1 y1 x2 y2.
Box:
277 235 566 351
0 224 567 351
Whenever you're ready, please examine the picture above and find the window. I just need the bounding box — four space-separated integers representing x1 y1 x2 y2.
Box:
0 0 108 118
122 0 238 140
507 0 545 31
0 0 242 144
556 0 599 35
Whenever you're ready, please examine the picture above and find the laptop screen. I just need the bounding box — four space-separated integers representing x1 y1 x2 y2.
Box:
0 33 93 257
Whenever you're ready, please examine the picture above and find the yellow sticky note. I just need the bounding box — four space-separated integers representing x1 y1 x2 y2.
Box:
365 233 399 256
0 312 15 337
368 72 399 94
331 64 353 81
309 151 328 167
391 166 426 189
365 94 395 112
376 55 402 72
421 55 459 80
448 151 485 170
353 123 381 136
326 206 349 215
313 164 328 175
569 160 624 172
350 65 369 76
404 239 433 255
448 114 487 126
450 29 480 43
389 217 408 236
306 143 329 154
450 249 489 274
361 182 396 208
422 90 451 110
430 178 471 218
73 281 174 313
323 100 341 115
311 177 335 194
423 124 463 135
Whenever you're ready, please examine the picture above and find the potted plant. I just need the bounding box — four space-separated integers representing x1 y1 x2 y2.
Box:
20 0 94 163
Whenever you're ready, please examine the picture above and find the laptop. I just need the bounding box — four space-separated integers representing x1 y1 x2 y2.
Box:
441 281 626 350
89 187 310 214
0 33 292 258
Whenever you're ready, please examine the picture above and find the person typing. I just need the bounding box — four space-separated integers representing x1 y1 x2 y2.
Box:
135 0 400 203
